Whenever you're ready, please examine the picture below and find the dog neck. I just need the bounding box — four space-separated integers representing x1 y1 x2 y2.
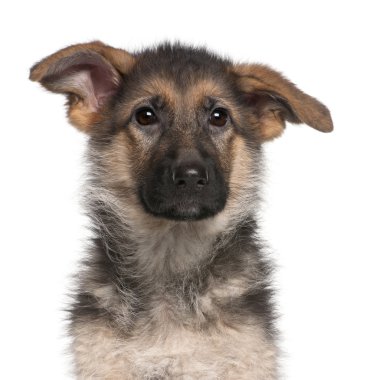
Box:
87 188 232 277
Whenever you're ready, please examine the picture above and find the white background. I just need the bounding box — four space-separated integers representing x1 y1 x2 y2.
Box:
1 1 368 379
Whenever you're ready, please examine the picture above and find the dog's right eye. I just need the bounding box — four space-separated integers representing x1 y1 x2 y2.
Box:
135 108 158 126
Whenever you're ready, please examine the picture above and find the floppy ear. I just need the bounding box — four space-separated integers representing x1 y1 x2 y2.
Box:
231 64 333 141
30 41 136 132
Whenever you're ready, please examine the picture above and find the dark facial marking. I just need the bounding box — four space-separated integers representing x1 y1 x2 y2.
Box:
139 145 228 221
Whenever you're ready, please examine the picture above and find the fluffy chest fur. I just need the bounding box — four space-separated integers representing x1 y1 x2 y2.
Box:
70 216 277 379
72 318 277 379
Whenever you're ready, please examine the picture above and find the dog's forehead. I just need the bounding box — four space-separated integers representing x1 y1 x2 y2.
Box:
139 76 232 105
135 43 230 77
121 45 234 104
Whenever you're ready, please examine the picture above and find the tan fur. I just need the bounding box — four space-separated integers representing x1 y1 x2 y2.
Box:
219 134 260 228
258 111 285 141
148 78 178 108
68 101 102 133
186 79 225 102
187 80 243 124
72 314 277 379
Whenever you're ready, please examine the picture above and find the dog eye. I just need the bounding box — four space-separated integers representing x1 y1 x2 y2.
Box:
209 108 228 127
135 108 158 126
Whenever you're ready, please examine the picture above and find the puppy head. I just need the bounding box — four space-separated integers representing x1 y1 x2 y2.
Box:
30 41 333 225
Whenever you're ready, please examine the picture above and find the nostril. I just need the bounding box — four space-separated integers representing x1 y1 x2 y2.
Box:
176 179 187 188
196 178 207 187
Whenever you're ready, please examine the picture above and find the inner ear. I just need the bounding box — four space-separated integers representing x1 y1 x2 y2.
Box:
243 91 300 140
29 41 137 132
40 52 120 113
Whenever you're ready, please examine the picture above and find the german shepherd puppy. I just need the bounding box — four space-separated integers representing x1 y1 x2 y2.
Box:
30 41 333 379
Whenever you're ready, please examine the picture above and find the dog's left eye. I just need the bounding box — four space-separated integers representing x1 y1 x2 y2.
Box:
209 108 228 127
135 108 158 126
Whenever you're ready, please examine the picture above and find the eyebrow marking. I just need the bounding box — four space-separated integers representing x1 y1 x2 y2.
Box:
204 96 216 111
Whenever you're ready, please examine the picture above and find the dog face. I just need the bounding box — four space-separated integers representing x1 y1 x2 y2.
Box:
30 41 333 224
113 57 235 221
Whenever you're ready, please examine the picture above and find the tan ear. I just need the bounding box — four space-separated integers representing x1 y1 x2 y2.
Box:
231 64 333 141
30 41 136 132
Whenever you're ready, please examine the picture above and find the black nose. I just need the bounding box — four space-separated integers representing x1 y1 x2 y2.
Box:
172 163 209 189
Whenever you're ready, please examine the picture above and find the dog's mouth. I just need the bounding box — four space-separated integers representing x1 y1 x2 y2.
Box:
140 192 226 221
139 175 228 221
